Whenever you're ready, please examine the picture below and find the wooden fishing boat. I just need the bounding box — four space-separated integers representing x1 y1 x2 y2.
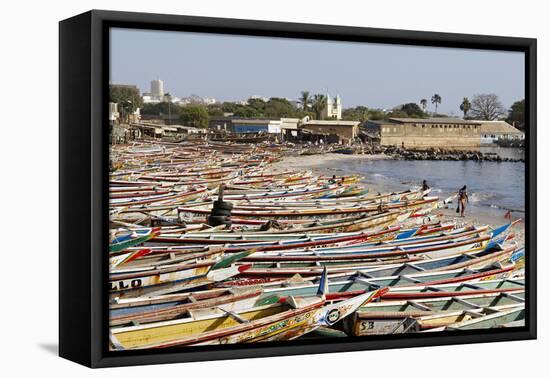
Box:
347 290 525 336
110 187 207 208
240 232 493 262
109 251 254 298
176 197 439 221
150 226 401 251
423 306 525 331
236 222 513 262
235 239 515 278
109 227 160 253
108 141 526 343
120 275 523 324
235 236 491 269
110 278 385 350
110 286 263 326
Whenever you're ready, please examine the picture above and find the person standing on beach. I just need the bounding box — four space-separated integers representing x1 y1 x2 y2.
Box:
457 185 469 217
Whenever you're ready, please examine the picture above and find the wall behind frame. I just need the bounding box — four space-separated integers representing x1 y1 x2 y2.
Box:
1 0 546 375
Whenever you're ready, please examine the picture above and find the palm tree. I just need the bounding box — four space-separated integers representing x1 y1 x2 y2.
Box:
311 94 327 120
431 94 442 114
299 91 311 111
460 97 471 118
420 99 428 112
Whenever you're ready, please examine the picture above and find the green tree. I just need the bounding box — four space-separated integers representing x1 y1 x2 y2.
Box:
385 110 409 119
221 102 239 114
470 94 505 120
311 94 327 120
506 99 525 130
431 94 442 114
460 97 471 118
233 105 262 118
247 98 267 113
399 103 426 118
420 99 428 111
109 85 143 122
298 91 311 111
206 104 225 117
264 98 297 118
367 109 386 120
141 102 181 116
342 106 370 122
179 105 210 128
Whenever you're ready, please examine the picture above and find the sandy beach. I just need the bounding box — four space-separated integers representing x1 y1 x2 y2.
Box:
270 153 525 246
269 152 390 173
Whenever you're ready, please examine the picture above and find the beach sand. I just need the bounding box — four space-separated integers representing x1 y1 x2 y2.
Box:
269 152 389 173
269 153 525 246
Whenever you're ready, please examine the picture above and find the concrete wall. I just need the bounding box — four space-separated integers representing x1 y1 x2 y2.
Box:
378 122 480 148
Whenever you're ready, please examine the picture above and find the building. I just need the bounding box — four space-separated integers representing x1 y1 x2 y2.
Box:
366 117 481 148
110 83 140 92
231 119 282 134
472 120 524 144
301 120 360 144
279 118 301 141
322 94 342 120
150 79 164 101
141 93 160 104
178 94 216 106
109 102 119 123
208 118 282 134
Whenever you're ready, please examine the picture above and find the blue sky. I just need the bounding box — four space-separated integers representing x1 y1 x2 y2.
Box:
110 28 524 114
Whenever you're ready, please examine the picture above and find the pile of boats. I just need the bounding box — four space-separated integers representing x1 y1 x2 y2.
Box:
108 141 525 350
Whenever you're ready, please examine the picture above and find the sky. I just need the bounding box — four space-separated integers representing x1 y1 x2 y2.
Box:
110 28 525 115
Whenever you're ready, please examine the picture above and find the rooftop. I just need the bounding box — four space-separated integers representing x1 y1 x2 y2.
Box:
388 117 477 125
471 120 523 134
303 120 360 126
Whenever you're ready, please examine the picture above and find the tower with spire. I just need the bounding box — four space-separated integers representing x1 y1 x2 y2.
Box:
322 93 342 120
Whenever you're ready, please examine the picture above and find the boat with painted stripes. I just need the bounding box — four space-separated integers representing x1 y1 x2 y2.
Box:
347 290 525 336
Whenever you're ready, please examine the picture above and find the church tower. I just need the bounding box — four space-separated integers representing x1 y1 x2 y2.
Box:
322 94 342 120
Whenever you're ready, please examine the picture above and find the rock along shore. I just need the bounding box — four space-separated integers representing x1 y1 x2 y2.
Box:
378 146 525 162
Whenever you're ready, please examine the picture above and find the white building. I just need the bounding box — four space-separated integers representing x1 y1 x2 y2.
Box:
109 102 119 122
202 97 217 105
142 93 160 104
249 95 269 103
150 79 164 101
472 120 525 144
322 94 342 120
177 94 216 106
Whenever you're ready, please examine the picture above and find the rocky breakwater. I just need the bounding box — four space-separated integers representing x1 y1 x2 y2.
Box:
382 146 525 163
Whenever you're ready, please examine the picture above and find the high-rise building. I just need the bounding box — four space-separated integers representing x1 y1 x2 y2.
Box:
150 79 164 101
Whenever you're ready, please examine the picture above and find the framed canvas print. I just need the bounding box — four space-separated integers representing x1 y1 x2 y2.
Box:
59 10 536 368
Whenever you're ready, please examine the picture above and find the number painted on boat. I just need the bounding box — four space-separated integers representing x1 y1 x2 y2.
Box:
360 321 375 331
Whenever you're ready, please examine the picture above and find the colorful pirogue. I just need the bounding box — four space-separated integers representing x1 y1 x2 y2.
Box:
108 141 525 351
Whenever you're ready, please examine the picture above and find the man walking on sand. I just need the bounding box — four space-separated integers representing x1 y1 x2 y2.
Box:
456 185 469 217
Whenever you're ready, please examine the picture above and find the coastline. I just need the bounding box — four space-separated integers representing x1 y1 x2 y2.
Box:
270 153 525 246
270 152 390 174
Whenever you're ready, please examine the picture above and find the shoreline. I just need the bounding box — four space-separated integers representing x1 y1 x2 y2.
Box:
270 152 390 174
269 153 525 246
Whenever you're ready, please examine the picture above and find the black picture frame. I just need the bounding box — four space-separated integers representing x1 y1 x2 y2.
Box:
59 9 537 368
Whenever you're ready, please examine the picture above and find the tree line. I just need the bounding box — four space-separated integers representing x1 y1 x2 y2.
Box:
459 95 525 130
109 86 525 131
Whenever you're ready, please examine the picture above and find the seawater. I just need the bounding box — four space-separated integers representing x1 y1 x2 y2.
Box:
321 149 526 215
